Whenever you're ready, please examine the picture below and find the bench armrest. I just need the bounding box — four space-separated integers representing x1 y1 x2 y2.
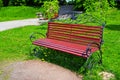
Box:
30 32 46 42
85 42 101 56
87 42 100 49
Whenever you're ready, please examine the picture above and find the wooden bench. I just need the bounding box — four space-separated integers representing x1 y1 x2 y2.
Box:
30 22 104 70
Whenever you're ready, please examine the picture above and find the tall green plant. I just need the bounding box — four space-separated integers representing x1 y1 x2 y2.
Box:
42 0 59 19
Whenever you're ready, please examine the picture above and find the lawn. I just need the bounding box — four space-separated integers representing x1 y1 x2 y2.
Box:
0 6 42 22
0 8 120 80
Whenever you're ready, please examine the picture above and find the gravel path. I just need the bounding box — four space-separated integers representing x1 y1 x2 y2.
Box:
0 60 82 80
0 18 48 31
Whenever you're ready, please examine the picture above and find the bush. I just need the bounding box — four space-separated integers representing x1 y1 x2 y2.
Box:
9 0 26 6
42 0 59 19
2 0 9 6
1 0 58 7
74 0 116 11
0 0 3 7
74 0 116 24
83 0 111 23
74 0 84 11
9 0 49 6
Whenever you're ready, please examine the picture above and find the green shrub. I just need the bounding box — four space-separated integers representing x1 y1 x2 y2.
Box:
83 0 111 23
0 0 3 7
74 0 84 10
9 0 26 6
74 0 116 11
9 0 49 6
73 0 116 25
42 0 59 19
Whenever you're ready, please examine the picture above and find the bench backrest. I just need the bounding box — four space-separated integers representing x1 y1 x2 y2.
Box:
47 22 103 47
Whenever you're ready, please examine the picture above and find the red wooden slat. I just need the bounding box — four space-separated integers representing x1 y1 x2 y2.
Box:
49 26 102 35
49 30 100 38
48 30 101 38
49 36 91 45
48 35 101 47
70 39 100 47
49 22 102 29
34 42 87 58
49 27 102 34
33 39 99 58
48 32 100 42
71 29 102 35
71 31 101 38
48 35 70 40
72 24 102 29
48 36 71 42
49 24 102 31
49 30 102 37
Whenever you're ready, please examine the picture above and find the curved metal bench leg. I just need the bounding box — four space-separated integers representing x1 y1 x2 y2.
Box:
83 49 102 72
98 49 102 64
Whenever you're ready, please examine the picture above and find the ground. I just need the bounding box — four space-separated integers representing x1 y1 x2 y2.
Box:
0 60 82 80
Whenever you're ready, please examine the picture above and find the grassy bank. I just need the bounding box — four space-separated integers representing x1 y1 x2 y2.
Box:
0 6 42 21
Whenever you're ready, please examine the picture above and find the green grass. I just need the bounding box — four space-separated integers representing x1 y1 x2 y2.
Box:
0 6 42 21
0 8 120 80
101 9 120 80
0 24 47 61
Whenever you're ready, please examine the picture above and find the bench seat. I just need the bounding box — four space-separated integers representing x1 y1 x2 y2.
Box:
33 38 99 58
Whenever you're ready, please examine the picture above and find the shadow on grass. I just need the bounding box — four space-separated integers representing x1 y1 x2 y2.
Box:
30 48 86 72
106 24 120 31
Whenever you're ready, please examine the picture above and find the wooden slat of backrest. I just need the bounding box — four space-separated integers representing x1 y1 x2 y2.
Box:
70 24 102 46
47 22 72 42
48 31 100 42
47 22 102 46
71 31 101 38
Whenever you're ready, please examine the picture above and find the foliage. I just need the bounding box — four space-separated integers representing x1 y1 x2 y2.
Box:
0 0 3 7
0 6 42 22
9 0 26 6
0 0 57 6
108 0 116 7
73 0 116 24
74 0 84 10
2 0 9 6
42 0 59 19
74 0 116 10
83 0 115 24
